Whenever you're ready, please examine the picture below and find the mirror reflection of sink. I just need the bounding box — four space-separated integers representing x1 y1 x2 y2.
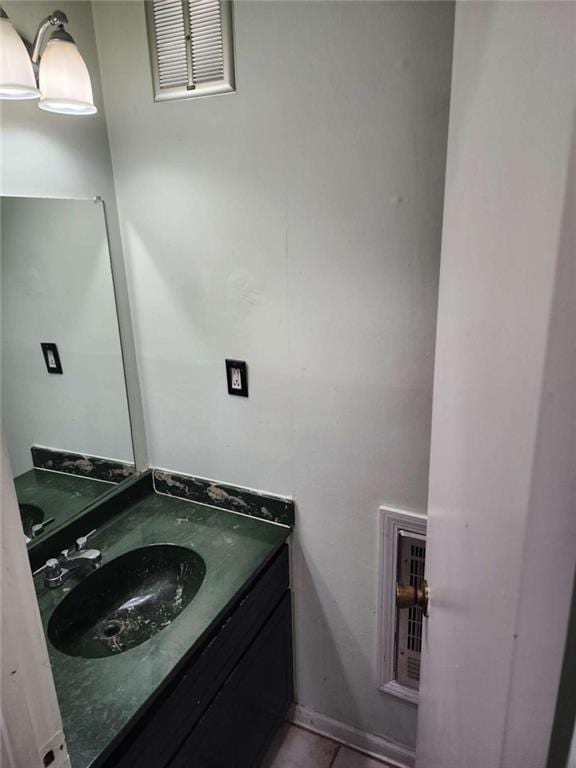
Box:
48 544 206 659
19 503 44 538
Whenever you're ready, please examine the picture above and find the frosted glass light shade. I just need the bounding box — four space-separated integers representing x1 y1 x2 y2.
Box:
38 38 96 115
0 17 40 100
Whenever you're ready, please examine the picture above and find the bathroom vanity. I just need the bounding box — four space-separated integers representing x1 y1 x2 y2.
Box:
33 477 293 768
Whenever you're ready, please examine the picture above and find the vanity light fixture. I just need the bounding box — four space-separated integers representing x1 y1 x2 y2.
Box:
0 6 96 115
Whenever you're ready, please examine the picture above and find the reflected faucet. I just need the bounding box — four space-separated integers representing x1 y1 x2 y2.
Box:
36 530 102 589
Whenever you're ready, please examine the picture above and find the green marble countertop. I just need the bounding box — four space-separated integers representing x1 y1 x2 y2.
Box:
34 491 290 768
15 470 115 542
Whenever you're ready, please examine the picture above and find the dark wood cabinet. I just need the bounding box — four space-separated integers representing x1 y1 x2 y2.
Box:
169 594 293 768
101 546 292 768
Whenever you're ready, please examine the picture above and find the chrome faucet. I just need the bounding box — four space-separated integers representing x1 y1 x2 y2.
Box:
36 530 102 589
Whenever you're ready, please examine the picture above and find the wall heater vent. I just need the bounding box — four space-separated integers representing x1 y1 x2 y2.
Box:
378 507 427 704
396 532 426 690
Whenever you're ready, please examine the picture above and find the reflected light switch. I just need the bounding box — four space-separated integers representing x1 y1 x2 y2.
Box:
41 343 63 374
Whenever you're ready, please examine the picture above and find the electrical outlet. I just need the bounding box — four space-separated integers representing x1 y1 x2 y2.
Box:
225 359 248 397
231 367 242 390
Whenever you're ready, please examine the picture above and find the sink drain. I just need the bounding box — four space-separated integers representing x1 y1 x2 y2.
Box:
101 621 122 639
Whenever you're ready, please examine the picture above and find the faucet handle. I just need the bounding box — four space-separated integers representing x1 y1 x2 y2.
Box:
32 561 47 577
75 529 97 551
31 517 55 538
33 557 61 578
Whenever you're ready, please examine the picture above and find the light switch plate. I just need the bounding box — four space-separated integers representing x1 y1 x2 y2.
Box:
41 342 63 374
225 359 248 397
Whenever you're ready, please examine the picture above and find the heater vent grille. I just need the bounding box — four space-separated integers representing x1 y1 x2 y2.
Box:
407 543 425 654
378 507 426 704
396 532 426 691
407 656 421 681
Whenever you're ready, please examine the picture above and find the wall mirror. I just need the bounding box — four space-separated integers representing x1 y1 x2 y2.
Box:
1 196 138 548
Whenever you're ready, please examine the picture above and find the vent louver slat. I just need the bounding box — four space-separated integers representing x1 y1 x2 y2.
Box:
153 0 189 89
189 0 225 85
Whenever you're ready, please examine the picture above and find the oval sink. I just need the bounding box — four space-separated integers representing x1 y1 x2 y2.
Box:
48 544 206 659
19 503 44 538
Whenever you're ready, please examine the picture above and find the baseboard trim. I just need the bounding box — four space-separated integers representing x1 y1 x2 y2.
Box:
288 704 416 768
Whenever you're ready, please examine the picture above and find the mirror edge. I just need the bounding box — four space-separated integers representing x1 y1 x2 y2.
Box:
96 196 148 473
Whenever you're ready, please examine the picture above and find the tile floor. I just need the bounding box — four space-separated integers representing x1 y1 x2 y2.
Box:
262 723 391 768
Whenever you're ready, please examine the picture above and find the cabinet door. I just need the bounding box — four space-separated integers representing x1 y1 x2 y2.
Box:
170 593 293 768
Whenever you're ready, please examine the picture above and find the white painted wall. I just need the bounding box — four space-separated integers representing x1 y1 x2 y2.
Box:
93 1 453 747
0 0 147 471
1 197 133 476
417 3 576 767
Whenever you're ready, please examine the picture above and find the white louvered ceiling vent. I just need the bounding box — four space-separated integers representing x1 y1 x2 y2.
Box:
146 0 235 101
